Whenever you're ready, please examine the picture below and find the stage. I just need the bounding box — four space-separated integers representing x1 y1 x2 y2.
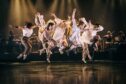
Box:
0 0 126 84
0 61 126 84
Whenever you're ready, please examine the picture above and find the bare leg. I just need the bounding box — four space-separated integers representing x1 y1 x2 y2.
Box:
46 41 54 63
59 46 65 54
82 43 87 63
23 39 32 60
85 43 92 60
66 44 77 56
82 43 92 63
46 50 51 63
39 42 46 55
17 39 28 59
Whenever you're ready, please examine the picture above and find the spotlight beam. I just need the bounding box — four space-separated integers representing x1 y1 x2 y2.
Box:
49 0 58 13
73 0 81 17
59 0 65 18
35 0 44 11
67 0 72 16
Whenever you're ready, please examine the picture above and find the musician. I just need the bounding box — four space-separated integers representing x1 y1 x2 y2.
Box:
7 30 15 53
118 31 126 43
103 31 113 48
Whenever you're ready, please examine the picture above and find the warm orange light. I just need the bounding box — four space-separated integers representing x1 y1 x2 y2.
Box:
8 0 37 26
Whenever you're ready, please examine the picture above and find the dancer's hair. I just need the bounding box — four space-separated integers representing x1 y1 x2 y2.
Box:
25 22 33 29
78 20 84 26
46 22 54 30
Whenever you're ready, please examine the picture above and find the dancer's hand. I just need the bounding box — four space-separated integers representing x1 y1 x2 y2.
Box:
51 13 56 18
89 20 92 26
8 24 13 28
35 14 37 17
72 8 76 19
68 16 71 20
73 8 76 12
79 17 85 21
35 12 40 17
8 25 19 29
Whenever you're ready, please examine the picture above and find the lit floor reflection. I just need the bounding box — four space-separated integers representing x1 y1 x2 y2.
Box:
0 62 126 84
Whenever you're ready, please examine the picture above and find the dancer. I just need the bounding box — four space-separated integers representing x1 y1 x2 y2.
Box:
35 12 46 55
51 13 68 54
14 8 105 63
65 16 72 40
40 22 55 63
67 9 86 55
17 22 37 60
80 21 104 63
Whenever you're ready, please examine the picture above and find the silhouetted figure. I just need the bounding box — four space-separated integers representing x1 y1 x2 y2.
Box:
103 31 113 49
7 30 16 53
0 38 7 54
118 31 126 43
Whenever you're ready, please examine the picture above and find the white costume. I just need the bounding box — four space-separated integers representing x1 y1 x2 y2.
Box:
35 14 46 42
53 18 67 48
17 26 34 60
69 19 81 45
80 25 104 45
22 26 33 37
53 26 65 42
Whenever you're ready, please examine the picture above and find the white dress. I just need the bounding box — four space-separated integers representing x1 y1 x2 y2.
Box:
35 15 45 42
69 19 81 45
53 26 65 42
80 25 104 45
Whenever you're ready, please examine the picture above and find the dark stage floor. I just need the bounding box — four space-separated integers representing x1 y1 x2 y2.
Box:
0 61 126 84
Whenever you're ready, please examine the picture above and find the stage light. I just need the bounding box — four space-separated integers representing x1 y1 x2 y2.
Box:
67 0 72 15
35 0 45 11
59 0 65 18
8 0 22 25
8 0 81 25
7 0 37 39
74 0 82 18
27 0 37 15
49 0 58 13
8 0 36 26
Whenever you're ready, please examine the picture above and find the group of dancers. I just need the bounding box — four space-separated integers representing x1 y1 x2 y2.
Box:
16 9 104 63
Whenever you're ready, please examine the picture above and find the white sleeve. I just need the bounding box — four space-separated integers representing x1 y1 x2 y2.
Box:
81 18 88 25
72 18 78 31
39 15 45 26
35 17 39 26
55 18 62 25
98 25 104 32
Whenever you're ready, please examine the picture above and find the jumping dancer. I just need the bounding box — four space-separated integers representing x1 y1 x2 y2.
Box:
40 22 55 63
17 22 37 60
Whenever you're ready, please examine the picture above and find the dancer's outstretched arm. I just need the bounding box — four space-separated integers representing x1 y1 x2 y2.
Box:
31 25 38 29
88 20 94 30
79 17 88 26
51 13 62 24
35 13 40 26
39 15 46 26
72 8 76 24
72 8 76 20
35 12 44 26
15 26 24 30
15 25 38 30
72 8 77 28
